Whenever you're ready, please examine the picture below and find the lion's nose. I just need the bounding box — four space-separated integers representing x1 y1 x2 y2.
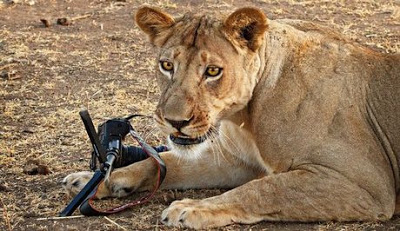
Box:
165 117 192 131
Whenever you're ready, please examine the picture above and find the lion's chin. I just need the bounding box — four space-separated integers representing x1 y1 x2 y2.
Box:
167 130 214 159
167 137 211 159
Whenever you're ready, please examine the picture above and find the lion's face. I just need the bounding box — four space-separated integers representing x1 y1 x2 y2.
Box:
153 26 260 150
136 8 268 155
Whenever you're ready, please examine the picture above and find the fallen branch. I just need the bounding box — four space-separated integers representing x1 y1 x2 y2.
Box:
71 13 93 21
36 215 85 221
104 216 128 231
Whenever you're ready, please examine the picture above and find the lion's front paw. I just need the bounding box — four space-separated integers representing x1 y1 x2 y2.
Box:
62 171 94 196
161 199 234 229
101 169 144 198
100 162 156 198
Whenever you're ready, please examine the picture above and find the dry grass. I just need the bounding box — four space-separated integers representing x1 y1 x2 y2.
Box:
0 0 399 230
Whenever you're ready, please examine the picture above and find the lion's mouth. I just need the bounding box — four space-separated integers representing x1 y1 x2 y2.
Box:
169 133 207 146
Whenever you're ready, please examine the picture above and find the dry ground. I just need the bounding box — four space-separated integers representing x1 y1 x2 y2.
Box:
0 0 399 230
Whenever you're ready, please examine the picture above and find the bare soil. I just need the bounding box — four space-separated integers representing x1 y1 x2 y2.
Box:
0 0 399 230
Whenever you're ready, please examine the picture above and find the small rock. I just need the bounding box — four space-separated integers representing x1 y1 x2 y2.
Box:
23 159 51 175
22 128 35 134
40 19 50 27
57 18 71 26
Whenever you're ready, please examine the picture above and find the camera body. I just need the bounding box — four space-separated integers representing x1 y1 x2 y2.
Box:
96 117 167 171
97 117 131 169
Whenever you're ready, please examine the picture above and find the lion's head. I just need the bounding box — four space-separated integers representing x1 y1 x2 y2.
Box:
135 7 268 156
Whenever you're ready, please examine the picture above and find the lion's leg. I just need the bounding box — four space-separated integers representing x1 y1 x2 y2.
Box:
63 150 260 199
161 164 394 229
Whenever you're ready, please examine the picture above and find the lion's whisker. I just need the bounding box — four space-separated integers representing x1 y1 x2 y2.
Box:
207 130 218 164
207 132 219 166
214 132 229 164
218 128 243 159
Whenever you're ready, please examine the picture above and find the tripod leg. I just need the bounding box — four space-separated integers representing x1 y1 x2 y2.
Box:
59 170 104 216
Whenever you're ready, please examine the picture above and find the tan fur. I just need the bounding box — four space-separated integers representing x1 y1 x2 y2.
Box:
63 7 400 229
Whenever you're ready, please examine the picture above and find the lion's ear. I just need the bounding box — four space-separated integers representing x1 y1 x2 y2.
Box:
135 7 175 46
223 8 268 52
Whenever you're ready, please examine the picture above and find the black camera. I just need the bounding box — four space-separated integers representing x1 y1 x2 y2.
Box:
95 117 167 172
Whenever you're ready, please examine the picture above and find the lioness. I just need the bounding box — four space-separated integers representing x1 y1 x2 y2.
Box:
63 7 400 229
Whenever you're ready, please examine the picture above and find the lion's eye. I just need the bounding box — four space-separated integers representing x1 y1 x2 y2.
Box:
205 66 222 77
160 61 174 72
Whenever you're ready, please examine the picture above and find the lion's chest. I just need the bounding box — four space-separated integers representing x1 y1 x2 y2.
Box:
219 120 274 173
